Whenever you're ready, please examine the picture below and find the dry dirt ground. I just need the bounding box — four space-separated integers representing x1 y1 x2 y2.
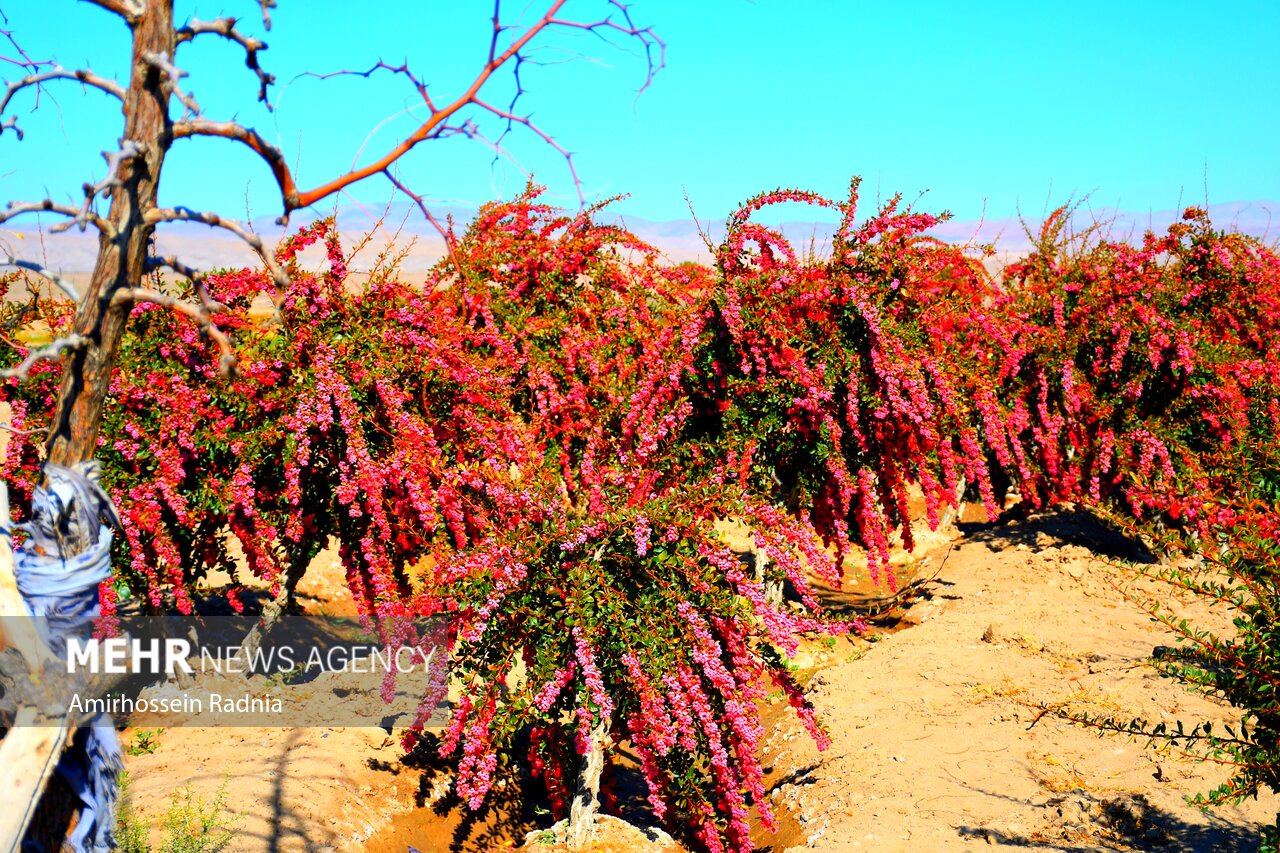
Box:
117 508 1277 852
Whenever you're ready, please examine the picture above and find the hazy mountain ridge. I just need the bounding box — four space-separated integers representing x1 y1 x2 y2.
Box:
3 199 1275 275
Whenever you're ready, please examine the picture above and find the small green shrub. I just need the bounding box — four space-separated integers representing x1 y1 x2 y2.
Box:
116 773 240 853
125 729 164 757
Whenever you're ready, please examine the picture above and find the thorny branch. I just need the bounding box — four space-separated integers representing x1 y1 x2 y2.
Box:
1 22 48 71
111 287 237 377
143 206 290 291
74 140 144 230
175 17 274 106
145 254 225 315
0 66 125 139
173 119 298 214
141 50 200 117
0 333 88 380
293 0 663 213
548 0 665 94
475 96 579 197
1 255 81 301
381 168 464 273
0 199 112 235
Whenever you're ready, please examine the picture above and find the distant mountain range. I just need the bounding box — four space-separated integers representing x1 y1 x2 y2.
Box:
3 199 1276 276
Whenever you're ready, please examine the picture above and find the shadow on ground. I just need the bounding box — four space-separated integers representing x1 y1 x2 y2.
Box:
956 787 1263 851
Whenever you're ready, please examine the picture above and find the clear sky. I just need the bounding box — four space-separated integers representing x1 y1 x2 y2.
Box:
1 1 1277 230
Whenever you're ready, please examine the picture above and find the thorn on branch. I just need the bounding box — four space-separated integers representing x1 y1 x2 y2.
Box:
258 0 276 31
0 334 89 381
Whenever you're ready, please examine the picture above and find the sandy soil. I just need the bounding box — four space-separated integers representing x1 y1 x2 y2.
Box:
116 508 1277 852
767 510 1274 852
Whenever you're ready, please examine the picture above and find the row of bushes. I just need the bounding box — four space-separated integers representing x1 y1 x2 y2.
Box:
2 181 1277 850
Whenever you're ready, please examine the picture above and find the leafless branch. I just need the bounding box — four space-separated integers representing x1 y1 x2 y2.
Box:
1 254 81 301
175 17 274 106
0 66 126 139
173 119 298 214
380 168 464 273
0 421 47 436
548 1 665 94
258 0 276 31
143 206 289 290
111 287 237 377
475 97 580 196
0 334 88 381
1 25 50 71
141 51 200 117
145 254 226 315
307 59 438 109
294 0 661 211
0 198 113 235
74 140 144 231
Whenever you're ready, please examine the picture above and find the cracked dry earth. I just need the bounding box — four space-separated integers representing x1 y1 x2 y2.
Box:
117 509 1277 852
764 509 1275 852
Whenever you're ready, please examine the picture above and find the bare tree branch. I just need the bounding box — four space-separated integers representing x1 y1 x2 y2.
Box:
1 254 81 301
0 24 50 71
0 199 113 235
143 206 289 290
380 168 466 274
548 1 665 94
295 0 568 209
475 96 580 191
111 287 237 377
0 334 88 381
258 0 276 32
0 421 47 436
141 50 200 116
175 17 274 106
0 66 126 139
73 140 145 233
79 0 145 22
145 254 226 315
293 0 662 214
173 119 298 214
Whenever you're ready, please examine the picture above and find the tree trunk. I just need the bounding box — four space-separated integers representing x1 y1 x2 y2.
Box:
9 5 176 848
46 0 175 467
565 719 609 851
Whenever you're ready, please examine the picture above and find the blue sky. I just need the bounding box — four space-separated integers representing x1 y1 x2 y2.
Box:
1 1 1277 231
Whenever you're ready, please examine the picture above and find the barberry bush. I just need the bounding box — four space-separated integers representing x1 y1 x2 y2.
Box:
683 180 1010 585
997 205 1280 525
998 207 1280 845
